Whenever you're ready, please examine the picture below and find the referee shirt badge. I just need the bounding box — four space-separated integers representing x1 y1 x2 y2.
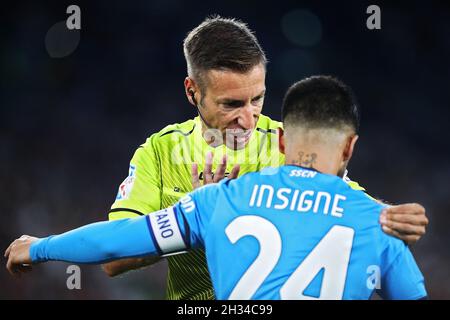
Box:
116 164 136 200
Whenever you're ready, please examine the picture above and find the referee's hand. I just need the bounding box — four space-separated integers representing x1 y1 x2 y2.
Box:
5 235 38 277
379 203 428 245
191 151 240 189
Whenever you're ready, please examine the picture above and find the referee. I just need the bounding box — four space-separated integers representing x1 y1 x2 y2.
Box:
101 16 428 300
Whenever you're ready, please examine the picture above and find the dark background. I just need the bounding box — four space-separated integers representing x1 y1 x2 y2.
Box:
1 0 449 299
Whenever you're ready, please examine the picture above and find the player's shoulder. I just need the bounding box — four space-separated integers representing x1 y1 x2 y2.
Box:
229 168 268 187
333 174 385 215
193 171 262 200
279 165 385 219
256 114 283 133
217 167 283 199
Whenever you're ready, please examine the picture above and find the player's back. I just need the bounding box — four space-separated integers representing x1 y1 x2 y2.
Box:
201 165 426 300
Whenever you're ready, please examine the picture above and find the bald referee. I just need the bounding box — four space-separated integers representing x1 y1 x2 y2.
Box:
102 16 429 300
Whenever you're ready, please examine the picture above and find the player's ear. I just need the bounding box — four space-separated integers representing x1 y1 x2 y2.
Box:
184 77 197 106
343 134 359 162
278 127 285 154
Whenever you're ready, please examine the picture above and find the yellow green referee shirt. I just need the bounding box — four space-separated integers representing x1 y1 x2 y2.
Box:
108 114 365 300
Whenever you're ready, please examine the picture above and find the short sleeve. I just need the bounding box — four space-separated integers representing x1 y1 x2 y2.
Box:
109 134 162 220
378 238 427 300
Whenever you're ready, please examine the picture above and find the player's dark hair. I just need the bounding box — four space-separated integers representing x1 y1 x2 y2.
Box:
282 75 360 133
183 15 267 89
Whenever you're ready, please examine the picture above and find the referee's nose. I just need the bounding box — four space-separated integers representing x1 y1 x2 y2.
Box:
237 104 257 130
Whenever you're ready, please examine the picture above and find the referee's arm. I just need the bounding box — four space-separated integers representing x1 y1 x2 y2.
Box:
102 137 163 277
102 256 160 277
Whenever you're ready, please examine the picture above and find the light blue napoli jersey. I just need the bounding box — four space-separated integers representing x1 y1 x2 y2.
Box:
165 165 427 300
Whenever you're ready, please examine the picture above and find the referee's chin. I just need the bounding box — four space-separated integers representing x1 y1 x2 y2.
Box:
225 135 251 150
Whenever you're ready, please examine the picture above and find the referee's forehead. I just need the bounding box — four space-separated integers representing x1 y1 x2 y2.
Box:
204 65 266 98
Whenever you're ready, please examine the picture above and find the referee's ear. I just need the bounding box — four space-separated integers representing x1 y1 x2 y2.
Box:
278 127 285 154
184 77 197 107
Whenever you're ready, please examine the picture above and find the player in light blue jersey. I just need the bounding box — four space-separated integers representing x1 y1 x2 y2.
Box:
5 76 426 299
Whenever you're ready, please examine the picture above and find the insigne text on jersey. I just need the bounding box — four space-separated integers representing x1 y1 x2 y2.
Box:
249 184 346 218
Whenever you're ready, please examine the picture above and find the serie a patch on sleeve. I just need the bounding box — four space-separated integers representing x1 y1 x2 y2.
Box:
116 164 136 200
147 207 188 257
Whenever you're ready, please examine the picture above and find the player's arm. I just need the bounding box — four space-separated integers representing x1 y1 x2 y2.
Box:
5 216 158 276
345 175 428 244
377 238 428 300
102 137 163 277
5 185 218 277
101 257 160 277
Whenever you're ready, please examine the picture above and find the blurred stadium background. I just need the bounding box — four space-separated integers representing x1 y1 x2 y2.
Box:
1 0 449 299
